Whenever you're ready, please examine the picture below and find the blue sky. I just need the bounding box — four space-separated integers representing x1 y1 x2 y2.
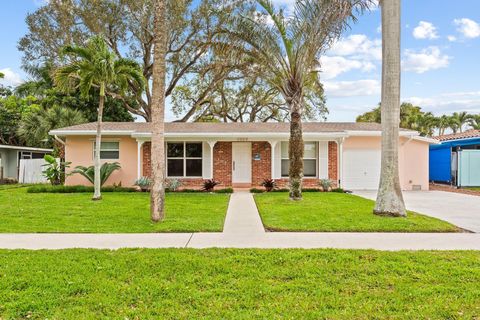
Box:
1 0 479 122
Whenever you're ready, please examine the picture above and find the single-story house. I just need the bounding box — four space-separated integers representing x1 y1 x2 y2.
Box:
50 122 437 190
0 144 53 181
430 129 480 187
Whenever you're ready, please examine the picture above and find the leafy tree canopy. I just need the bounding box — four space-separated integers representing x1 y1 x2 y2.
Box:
356 103 479 136
18 0 326 122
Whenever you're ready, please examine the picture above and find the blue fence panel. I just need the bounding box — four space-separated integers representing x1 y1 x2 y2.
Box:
429 146 451 183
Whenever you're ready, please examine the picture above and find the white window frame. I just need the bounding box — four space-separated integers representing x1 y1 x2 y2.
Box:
20 151 32 159
281 141 318 178
166 141 203 178
92 141 120 160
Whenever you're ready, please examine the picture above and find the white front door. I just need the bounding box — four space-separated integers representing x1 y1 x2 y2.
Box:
343 149 381 190
232 142 252 184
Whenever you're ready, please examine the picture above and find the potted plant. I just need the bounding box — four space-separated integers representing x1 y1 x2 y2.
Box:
166 178 183 192
134 176 152 192
261 178 277 192
202 179 220 192
318 179 333 192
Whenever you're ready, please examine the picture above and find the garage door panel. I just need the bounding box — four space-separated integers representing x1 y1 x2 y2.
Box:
343 149 381 190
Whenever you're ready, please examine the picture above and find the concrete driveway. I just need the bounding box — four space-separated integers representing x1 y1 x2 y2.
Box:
354 190 480 233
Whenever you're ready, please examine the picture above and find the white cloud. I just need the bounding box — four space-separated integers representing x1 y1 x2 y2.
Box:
0 68 23 87
406 91 480 114
320 56 375 80
323 79 380 97
447 35 457 42
402 47 451 74
328 34 382 61
412 21 439 40
454 18 480 39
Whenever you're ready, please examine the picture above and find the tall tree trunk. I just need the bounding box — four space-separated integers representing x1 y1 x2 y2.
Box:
289 100 304 200
150 0 167 222
93 85 105 201
374 0 406 217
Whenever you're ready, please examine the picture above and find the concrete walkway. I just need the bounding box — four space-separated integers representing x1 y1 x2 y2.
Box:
354 190 480 233
1 192 480 250
222 191 264 235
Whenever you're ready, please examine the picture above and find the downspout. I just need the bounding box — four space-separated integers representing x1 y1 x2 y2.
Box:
54 135 66 146
337 137 345 189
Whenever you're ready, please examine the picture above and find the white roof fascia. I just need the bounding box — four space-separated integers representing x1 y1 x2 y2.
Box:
49 130 135 136
130 132 350 140
0 145 53 152
412 136 441 144
345 130 418 137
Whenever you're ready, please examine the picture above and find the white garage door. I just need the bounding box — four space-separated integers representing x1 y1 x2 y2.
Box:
343 149 381 190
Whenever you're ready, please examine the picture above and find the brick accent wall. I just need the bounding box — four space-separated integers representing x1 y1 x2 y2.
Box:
142 142 204 189
275 178 320 189
213 142 232 187
142 142 152 178
251 141 271 186
141 140 339 189
328 141 338 184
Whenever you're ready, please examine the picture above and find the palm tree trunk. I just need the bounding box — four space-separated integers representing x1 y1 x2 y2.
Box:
288 100 304 200
93 85 105 201
374 0 406 217
150 0 167 222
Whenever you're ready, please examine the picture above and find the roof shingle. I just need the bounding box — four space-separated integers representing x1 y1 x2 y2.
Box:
52 121 414 134
434 129 480 142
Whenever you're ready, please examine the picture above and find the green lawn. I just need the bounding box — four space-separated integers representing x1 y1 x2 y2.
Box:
0 184 29 191
0 249 479 319
0 188 229 233
255 192 460 232
466 187 480 192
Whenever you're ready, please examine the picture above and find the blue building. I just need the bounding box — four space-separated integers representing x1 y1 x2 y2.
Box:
429 130 480 187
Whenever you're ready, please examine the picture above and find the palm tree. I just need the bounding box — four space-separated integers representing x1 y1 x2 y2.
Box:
467 114 480 130
451 111 469 133
17 105 86 148
150 0 168 222
374 0 406 217
219 0 371 200
54 35 144 200
416 112 437 136
436 115 451 136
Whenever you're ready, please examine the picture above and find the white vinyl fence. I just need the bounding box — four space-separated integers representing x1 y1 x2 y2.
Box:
19 158 56 184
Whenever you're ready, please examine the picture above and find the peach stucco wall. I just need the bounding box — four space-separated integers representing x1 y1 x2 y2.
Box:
343 136 430 191
63 134 431 190
399 138 430 191
65 136 138 187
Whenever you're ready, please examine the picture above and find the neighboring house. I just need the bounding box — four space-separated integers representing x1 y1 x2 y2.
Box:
430 130 480 187
0 145 53 181
50 122 436 191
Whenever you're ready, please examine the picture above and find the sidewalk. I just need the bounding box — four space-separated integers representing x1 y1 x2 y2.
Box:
1 193 480 250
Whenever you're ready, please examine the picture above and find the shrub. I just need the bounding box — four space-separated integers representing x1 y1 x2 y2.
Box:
318 179 333 192
215 188 234 194
134 176 151 192
250 188 265 193
271 188 320 193
71 162 121 186
202 179 220 192
27 185 137 193
42 155 71 185
166 179 183 192
331 188 346 193
260 178 277 192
